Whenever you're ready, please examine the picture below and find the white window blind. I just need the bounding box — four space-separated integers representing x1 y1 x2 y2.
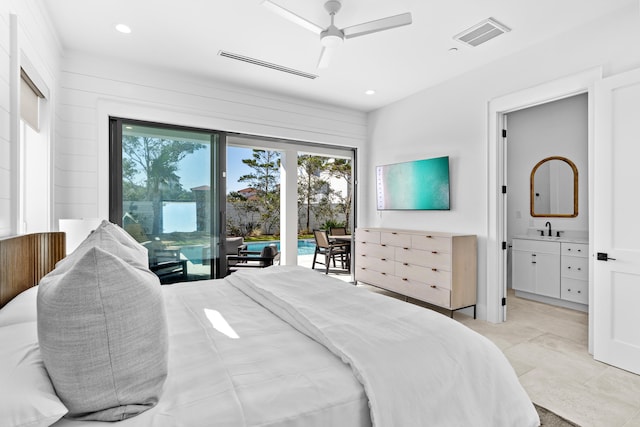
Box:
20 68 44 131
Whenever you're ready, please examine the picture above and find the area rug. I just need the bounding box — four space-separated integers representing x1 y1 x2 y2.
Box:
535 404 580 426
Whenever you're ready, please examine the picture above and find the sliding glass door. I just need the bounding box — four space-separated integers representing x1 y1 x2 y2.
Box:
109 118 224 282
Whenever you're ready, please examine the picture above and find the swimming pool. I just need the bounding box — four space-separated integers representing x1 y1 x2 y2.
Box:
245 239 316 256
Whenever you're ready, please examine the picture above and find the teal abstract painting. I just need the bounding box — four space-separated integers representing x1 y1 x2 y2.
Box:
376 156 450 210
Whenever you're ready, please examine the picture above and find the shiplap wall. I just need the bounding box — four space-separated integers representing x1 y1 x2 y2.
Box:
56 54 367 222
0 0 60 237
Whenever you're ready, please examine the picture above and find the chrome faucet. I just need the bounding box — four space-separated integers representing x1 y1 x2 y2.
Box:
545 221 552 237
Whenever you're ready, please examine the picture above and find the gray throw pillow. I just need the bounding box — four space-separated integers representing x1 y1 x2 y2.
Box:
37 247 168 421
55 220 148 273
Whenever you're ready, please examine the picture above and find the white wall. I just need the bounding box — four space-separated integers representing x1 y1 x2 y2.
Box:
0 0 60 237
55 54 367 222
365 4 640 320
507 93 589 240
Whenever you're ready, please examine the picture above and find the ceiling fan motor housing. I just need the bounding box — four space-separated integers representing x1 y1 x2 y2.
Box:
321 25 344 47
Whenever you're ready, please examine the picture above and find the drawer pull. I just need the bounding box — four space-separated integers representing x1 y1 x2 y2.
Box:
430 285 437 289
426 235 433 238
568 288 571 291
381 272 387 276
577 249 582 252
381 258 387 261
403 262 409 266
392 232 398 235
567 266 571 269
381 244 387 247
402 278 408 281
431 251 438 254
567 248 572 251
577 290 581 293
432 268 438 272
403 247 409 250
577 268 582 271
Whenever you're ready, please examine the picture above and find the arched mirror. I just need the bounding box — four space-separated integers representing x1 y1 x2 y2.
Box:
530 156 578 217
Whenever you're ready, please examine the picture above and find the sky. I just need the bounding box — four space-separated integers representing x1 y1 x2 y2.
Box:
176 145 256 194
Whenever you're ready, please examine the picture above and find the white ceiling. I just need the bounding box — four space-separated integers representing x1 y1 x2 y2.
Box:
42 0 633 112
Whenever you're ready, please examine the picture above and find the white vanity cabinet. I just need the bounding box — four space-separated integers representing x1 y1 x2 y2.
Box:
512 237 589 310
512 239 560 298
561 243 589 305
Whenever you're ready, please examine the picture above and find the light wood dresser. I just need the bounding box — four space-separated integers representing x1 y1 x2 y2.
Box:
354 228 477 317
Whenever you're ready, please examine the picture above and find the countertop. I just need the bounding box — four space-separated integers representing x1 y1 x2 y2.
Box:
513 234 588 244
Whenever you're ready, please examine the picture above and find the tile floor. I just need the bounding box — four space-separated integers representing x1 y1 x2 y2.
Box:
452 291 640 427
303 258 640 426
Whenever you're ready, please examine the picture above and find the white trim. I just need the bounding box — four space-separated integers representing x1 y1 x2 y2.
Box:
486 68 601 332
280 149 299 266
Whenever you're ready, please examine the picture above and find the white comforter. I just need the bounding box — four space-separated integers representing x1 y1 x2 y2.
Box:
53 271 370 427
227 266 540 427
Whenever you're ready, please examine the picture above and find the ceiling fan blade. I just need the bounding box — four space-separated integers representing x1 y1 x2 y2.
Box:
262 0 324 34
317 46 334 68
342 12 412 39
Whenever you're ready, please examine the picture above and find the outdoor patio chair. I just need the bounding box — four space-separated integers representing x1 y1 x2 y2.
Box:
312 229 350 274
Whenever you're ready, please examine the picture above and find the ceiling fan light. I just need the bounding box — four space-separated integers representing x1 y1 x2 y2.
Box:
321 33 343 48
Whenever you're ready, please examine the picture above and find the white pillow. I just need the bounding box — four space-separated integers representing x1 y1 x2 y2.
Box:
38 246 168 421
54 219 148 273
0 322 68 427
0 286 38 327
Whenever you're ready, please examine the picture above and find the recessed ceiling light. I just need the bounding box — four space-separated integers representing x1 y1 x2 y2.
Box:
448 47 459 53
115 24 132 34
365 90 376 95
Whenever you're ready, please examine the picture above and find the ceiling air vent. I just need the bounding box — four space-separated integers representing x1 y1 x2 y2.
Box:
453 18 511 47
218 51 318 80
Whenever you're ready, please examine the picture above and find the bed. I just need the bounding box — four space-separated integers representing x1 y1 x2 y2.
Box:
0 229 540 427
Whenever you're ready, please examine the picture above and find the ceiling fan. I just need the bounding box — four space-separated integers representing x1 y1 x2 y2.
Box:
262 0 412 68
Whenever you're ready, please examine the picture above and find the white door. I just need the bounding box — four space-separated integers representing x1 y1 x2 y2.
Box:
593 68 640 375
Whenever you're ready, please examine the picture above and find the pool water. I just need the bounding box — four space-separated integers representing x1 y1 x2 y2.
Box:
245 239 316 256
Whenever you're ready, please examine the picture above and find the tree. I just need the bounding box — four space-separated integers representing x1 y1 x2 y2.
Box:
327 159 352 230
297 155 329 233
226 191 261 237
122 135 205 235
238 150 281 234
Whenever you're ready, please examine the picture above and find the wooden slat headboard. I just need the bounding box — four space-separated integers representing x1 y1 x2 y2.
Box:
0 232 66 308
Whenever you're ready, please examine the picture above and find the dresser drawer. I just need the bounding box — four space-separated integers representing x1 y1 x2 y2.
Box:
561 243 588 258
561 256 588 280
358 252 394 274
355 228 380 244
396 247 451 271
405 281 451 309
561 278 588 304
410 234 451 253
395 262 451 289
356 241 395 260
381 231 411 247
356 268 406 295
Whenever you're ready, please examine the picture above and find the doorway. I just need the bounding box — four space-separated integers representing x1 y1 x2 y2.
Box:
486 68 599 357
225 135 356 276
506 93 588 302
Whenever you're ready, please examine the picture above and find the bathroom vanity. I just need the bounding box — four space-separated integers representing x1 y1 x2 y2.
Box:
512 235 588 311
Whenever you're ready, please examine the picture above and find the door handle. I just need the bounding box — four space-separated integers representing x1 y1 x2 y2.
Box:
597 252 616 261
